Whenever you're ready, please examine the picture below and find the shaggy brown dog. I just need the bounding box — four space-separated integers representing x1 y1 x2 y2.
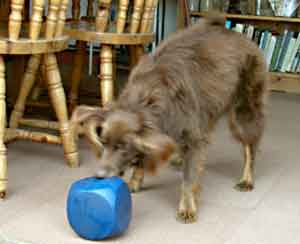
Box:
71 13 269 224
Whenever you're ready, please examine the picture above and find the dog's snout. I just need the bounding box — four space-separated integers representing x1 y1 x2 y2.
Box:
95 166 119 178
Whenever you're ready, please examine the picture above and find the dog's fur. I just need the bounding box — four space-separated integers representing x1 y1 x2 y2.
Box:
71 13 269 223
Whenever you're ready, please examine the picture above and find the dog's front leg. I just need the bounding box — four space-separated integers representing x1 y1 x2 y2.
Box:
176 141 206 224
128 162 144 193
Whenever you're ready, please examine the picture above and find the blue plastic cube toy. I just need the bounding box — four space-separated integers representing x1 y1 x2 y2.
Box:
66 176 132 240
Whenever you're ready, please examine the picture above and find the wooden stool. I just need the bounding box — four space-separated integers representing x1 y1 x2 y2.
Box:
1 0 79 199
66 0 158 110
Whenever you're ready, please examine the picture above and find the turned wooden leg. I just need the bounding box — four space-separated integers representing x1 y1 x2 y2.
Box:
69 41 86 113
44 54 79 167
30 64 46 101
100 45 114 106
0 56 7 199
112 48 117 84
129 46 138 69
11 56 26 102
135 45 145 61
9 54 41 129
129 45 145 69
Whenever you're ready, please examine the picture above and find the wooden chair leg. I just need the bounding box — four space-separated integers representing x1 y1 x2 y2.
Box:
135 45 145 61
100 45 114 106
69 41 86 113
9 54 41 129
129 46 138 69
44 54 79 167
112 48 117 83
129 45 144 69
30 64 46 101
11 56 26 102
0 56 7 199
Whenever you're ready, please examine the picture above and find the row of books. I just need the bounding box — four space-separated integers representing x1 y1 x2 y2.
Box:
226 20 300 73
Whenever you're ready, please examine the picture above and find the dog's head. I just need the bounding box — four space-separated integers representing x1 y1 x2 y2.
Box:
71 105 178 178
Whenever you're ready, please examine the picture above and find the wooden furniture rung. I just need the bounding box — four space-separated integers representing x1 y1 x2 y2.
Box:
19 118 60 130
19 118 85 134
4 128 62 144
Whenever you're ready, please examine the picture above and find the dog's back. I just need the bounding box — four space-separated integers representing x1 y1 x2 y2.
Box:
122 14 268 140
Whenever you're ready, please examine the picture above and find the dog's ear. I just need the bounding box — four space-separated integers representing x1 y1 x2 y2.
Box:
70 105 109 157
126 132 178 173
70 105 108 125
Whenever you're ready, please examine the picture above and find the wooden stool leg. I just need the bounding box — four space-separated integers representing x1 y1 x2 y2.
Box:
31 64 47 101
129 46 138 69
69 41 86 113
100 45 114 106
0 56 7 199
44 54 79 167
129 45 145 69
135 45 145 61
9 54 41 129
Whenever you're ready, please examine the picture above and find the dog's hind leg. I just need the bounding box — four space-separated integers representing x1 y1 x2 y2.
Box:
229 55 268 192
229 105 263 191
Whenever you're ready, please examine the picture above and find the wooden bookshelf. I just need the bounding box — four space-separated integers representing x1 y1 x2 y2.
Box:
186 11 300 94
270 72 300 93
191 12 300 24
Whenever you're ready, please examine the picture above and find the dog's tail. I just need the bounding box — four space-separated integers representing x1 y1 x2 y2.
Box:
190 11 226 34
204 11 226 27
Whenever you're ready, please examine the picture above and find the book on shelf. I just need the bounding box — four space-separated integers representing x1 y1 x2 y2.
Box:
227 22 300 74
270 36 283 71
280 37 296 72
245 25 255 40
253 29 262 45
225 20 232 29
232 23 245 33
291 43 300 72
286 33 300 72
266 36 277 68
276 30 293 71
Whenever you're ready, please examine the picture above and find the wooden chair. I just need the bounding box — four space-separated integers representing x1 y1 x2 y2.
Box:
66 0 158 109
1 0 79 198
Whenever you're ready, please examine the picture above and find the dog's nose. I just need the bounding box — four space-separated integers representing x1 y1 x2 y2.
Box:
95 168 109 178
95 166 118 178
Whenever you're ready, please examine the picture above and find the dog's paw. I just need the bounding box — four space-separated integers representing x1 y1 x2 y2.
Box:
176 194 198 224
235 181 254 192
128 179 142 193
176 209 197 224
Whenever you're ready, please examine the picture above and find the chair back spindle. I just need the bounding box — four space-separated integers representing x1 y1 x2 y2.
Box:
87 0 94 17
140 0 158 33
9 0 25 40
148 0 159 32
56 0 69 37
130 0 144 33
116 0 129 33
72 0 81 20
45 0 61 39
96 0 112 32
30 0 45 40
